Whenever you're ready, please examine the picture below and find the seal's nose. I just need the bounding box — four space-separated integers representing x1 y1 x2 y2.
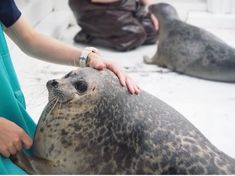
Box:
47 79 59 88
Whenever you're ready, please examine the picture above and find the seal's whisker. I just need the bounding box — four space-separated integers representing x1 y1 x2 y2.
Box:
49 95 57 100
39 97 57 120
47 98 59 116
46 98 57 110
25 81 41 86
47 99 58 117
23 85 44 89
27 99 48 108
48 95 58 102
49 97 57 103
26 96 48 108
54 99 62 120
48 97 57 105
25 87 47 101
55 101 62 120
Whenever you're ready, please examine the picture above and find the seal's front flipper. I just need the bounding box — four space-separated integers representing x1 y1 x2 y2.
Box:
143 55 155 64
143 50 162 65
144 54 167 68
10 151 57 174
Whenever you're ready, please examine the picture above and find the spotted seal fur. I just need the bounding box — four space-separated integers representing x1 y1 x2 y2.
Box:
12 68 235 174
144 3 235 82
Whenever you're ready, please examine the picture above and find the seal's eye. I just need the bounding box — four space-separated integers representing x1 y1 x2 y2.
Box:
73 80 88 93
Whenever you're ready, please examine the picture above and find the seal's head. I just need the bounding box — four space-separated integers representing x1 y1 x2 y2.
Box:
46 69 95 103
43 68 115 121
45 68 123 109
149 3 179 24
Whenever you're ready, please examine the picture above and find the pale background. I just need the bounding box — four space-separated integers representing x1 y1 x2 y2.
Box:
6 0 235 158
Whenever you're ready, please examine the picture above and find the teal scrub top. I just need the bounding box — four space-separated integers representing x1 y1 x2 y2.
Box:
0 23 36 174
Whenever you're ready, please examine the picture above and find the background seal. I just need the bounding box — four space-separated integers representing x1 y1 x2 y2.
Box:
144 3 235 82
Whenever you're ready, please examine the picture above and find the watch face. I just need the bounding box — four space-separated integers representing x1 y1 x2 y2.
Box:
79 57 86 67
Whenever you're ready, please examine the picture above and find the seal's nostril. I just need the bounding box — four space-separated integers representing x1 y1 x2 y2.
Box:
51 80 58 88
47 79 59 88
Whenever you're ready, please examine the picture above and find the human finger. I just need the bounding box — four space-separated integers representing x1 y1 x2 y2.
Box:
134 82 141 94
133 84 141 95
7 144 17 155
0 146 10 158
126 77 136 94
94 61 106 70
126 76 141 95
13 139 22 152
106 62 126 86
20 131 33 149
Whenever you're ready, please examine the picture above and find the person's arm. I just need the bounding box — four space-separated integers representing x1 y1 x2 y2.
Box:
5 16 83 67
0 117 32 157
5 16 140 94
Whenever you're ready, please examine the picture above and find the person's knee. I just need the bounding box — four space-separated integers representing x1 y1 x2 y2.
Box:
114 27 147 51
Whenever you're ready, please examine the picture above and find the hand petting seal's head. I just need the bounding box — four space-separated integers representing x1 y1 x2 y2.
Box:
149 3 179 23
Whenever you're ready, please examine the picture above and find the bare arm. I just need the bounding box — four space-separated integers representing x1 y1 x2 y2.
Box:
5 16 82 66
5 16 140 94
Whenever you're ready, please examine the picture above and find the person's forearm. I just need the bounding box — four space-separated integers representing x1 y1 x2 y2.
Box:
23 31 82 66
6 16 82 66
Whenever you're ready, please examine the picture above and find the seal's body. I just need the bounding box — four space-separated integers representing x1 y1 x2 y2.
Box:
144 3 235 82
13 68 235 174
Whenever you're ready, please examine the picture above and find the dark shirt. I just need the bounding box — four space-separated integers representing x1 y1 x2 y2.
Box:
0 0 21 27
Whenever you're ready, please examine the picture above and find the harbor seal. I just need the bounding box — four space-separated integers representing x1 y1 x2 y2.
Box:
11 68 235 174
144 3 235 82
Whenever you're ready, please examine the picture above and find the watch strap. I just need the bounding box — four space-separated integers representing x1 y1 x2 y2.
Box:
79 47 98 67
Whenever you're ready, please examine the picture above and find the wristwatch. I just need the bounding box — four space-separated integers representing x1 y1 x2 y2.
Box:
79 47 99 67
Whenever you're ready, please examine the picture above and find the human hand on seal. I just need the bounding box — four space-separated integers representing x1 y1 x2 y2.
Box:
87 53 140 95
0 118 32 158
